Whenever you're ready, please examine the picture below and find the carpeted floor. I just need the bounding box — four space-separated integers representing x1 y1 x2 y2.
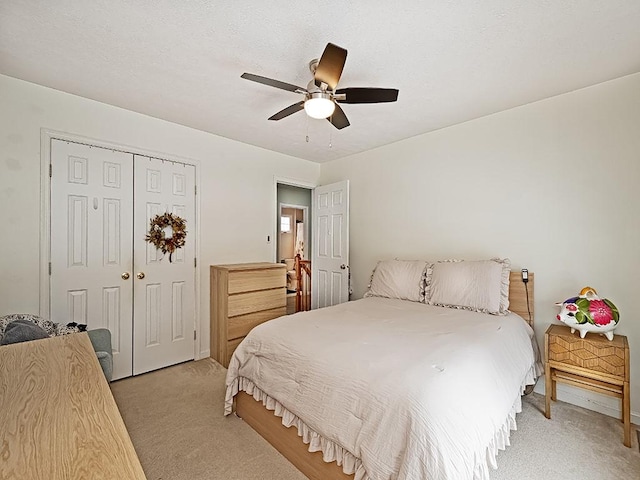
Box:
111 358 640 480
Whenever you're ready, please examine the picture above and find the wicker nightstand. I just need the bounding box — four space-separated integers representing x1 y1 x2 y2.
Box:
544 324 631 447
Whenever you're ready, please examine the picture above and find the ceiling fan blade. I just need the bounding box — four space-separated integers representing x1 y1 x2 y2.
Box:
314 43 347 91
241 73 305 93
268 101 305 121
335 87 399 103
327 103 350 129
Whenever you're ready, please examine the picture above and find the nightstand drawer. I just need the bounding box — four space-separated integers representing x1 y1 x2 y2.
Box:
548 329 627 378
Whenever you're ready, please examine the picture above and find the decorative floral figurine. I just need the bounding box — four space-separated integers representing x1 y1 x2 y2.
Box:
555 287 619 340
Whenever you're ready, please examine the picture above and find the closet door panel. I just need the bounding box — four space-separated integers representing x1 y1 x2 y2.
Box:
132 155 196 375
50 140 134 380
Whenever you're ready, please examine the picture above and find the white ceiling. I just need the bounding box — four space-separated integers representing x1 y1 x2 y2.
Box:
1 1 639 163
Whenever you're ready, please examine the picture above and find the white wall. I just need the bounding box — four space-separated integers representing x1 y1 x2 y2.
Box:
320 73 640 421
0 74 320 357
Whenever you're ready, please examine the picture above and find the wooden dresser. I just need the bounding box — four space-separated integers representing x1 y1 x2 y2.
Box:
210 262 287 367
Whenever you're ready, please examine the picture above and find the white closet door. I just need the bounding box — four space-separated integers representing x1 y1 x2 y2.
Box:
50 140 134 380
132 155 196 375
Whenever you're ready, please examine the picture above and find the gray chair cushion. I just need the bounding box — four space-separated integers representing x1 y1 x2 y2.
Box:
0 319 50 345
88 328 113 382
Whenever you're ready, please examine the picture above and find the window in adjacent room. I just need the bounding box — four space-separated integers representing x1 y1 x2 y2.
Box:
281 215 292 233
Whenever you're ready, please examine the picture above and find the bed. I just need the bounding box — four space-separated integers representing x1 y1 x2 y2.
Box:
225 259 539 480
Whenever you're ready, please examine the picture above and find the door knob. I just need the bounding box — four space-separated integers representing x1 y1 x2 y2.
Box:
340 264 347 270
137 272 145 280
121 272 130 280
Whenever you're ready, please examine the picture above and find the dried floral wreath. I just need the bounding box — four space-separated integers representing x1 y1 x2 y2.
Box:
145 213 187 262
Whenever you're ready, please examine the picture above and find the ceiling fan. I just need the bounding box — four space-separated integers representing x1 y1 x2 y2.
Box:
241 43 399 129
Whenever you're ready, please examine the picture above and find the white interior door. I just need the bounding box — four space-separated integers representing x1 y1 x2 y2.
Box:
132 155 196 375
311 180 349 309
50 140 134 380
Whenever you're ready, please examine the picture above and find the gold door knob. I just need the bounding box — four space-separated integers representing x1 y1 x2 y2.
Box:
137 272 145 280
121 272 130 280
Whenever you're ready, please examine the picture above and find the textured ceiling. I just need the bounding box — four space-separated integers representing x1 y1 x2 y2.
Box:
1 1 640 163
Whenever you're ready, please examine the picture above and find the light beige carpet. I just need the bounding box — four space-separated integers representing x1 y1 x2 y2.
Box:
111 359 640 480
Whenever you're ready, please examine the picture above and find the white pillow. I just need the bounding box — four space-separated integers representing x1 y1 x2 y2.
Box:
364 260 429 302
425 258 511 314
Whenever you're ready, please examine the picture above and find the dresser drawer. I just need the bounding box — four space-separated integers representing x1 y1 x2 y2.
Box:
228 288 286 317
228 307 287 340
228 267 286 294
226 337 244 365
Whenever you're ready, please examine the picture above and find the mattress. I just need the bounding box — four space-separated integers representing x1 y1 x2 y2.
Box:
225 297 538 480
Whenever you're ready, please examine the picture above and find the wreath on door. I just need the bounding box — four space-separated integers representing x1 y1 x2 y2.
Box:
145 213 187 262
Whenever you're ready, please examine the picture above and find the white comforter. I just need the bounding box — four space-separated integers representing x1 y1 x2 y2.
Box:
225 297 538 480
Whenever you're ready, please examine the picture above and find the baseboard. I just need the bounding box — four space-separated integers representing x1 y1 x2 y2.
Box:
534 377 640 425
197 349 211 360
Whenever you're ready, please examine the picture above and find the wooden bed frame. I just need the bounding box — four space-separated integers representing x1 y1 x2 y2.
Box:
235 271 535 480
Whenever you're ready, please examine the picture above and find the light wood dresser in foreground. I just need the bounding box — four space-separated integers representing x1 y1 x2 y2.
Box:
211 262 287 367
544 324 631 447
0 333 146 479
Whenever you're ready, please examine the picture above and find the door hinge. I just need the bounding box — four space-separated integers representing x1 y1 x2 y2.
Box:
193 330 197 340
49 164 52 177
48 262 52 275
194 185 197 195
194 257 197 268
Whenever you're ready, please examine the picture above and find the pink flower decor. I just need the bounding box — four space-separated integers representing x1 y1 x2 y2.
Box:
589 300 613 325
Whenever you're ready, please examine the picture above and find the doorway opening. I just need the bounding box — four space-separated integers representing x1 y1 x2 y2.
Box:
276 183 312 314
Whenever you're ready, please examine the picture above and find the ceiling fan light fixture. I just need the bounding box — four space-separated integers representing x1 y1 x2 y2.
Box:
304 92 335 119
241 42 398 129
